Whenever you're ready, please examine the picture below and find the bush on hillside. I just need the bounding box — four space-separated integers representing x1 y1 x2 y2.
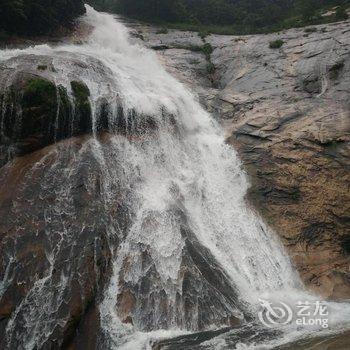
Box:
0 0 86 36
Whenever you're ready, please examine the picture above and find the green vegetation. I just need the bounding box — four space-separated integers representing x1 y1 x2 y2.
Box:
20 78 58 139
23 78 56 108
88 0 350 35
198 30 209 41
172 43 213 56
202 43 213 56
70 81 92 127
71 81 90 101
171 42 215 78
329 61 344 80
206 62 216 75
0 0 85 36
335 5 349 20
269 39 284 49
304 27 318 32
0 0 348 38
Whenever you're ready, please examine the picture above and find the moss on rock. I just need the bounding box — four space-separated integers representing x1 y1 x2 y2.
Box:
0 76 72 164
70 81 92 133
71 80 90 101
20 77 58 141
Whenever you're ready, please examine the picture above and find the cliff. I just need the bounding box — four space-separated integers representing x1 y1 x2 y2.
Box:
132 18 350 299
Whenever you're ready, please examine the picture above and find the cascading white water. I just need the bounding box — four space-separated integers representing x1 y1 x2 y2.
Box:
1 5 350 350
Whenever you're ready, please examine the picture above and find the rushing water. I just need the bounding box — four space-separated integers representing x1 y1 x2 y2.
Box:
0 5 349 350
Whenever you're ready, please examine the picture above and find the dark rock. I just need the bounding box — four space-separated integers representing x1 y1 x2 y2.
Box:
151 45 169 51
152 323 281 350
340 235 350 255
0 133 247 347
71 81 93 133
0 73 95 167
302 75 320 94
0 136 114 349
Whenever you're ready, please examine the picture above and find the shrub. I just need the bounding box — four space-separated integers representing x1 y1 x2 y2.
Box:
198 30 209 41
269 39 284 49
0 0 85 36
304 27 317 33
335 6 349 21
329 61 344 80
202 43 213 56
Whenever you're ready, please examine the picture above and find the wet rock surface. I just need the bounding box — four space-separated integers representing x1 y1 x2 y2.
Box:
0 55 95 167
0 62 245 346
0 54 163 168
0 135 245 347
0 136 114 349
133 19 350 299
152 323 281 350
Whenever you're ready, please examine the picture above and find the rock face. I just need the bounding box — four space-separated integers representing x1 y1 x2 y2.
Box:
0 55 97 167
0 52 245 348
133 19 350 299
0 136 113 349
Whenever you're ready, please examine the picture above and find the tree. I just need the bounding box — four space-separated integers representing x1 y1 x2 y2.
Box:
295 0 318 22
0 0 86 36
0 0 26 33
335 6 349 20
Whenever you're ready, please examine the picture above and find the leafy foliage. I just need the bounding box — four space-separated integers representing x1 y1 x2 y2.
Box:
0 0 86 36
269 39 284 49
88 0 350 34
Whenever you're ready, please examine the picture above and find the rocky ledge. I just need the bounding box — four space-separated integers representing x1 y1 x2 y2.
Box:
131 19 350 299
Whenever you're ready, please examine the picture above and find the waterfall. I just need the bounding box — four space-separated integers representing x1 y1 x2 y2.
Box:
0 5 349 350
